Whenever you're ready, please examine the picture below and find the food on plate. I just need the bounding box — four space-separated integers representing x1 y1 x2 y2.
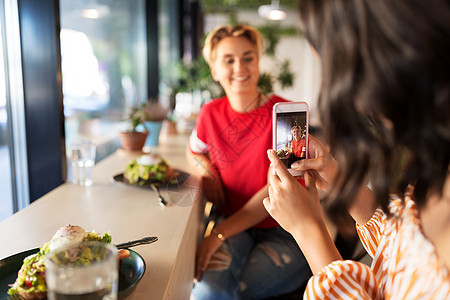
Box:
124 154 177 185
6 225 125 299
276 148 290 158
118 249 130 260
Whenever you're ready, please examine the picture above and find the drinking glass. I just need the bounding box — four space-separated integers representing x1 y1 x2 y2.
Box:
45 241 118 300
71 142 96 186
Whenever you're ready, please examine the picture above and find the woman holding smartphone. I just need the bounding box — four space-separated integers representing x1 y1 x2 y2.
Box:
187 25 311 299
264 0 450 298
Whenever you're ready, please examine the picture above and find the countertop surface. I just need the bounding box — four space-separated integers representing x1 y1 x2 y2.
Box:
0 133 203 300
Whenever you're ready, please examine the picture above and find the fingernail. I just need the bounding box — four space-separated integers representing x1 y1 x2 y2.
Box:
292 160 302 168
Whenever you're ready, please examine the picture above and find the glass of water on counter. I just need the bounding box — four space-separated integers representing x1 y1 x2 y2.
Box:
71 142 96 186
45 241 119 300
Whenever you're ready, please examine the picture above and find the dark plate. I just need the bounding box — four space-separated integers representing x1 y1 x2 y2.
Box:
0 248 146 299
113 168 191 189
118 249 146 298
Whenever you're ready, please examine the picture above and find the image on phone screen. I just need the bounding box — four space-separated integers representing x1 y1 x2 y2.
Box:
275 111 308 170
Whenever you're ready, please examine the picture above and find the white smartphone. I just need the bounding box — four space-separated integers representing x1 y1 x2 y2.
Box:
273 102 309 177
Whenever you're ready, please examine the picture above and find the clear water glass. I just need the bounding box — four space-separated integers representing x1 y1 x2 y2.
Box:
71 142 96 186
45 241 118 300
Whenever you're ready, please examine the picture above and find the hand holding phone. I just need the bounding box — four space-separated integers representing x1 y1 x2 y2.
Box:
273 102 309 177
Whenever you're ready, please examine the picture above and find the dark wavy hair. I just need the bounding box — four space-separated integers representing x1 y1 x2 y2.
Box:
298 0 450 229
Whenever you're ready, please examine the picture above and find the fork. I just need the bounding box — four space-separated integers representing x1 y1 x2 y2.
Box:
116 236 158 249
150 184 168 207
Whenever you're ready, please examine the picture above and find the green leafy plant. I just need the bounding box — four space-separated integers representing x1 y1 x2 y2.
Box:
199 0 300 12
126 104 147 132
258 24 299 57
258 72 274 95
276 59 295 89
125 101 168 132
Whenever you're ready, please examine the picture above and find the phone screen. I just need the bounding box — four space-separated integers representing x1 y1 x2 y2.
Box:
273 103 308 176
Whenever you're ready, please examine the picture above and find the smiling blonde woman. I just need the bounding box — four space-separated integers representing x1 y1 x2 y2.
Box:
187 24 311 299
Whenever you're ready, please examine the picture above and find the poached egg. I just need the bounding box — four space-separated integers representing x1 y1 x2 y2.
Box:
48 225 87 252
136 154 161 166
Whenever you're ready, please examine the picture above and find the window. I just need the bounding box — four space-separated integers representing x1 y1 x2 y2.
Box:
0 0 30 222
0 22 13 222
59 0 147 165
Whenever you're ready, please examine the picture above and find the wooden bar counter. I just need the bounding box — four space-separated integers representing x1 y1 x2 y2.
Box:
0 133 203 300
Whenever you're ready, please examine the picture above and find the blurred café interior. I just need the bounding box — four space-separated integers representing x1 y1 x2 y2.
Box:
0 0 371 298
1 0 448 298
0 0 321 222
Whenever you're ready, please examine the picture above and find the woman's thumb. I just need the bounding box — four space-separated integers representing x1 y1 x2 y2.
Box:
291 157 323 171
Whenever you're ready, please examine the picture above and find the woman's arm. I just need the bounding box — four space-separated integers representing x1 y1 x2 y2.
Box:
264 150 342 274
213 184 270 238
194 182 271 281
187 146 272 280
186 144 272 233
186 146 226 210
349 186 377 226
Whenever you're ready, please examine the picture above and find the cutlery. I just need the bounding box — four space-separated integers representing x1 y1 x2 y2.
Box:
116 236 158 249
150 184 168 207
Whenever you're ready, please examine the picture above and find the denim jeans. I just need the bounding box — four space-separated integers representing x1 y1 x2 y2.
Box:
191 226 312 300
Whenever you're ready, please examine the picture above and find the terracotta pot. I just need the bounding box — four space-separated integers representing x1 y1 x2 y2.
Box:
119 131 148 151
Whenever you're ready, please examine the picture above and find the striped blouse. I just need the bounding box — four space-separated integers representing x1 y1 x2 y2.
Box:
304 186 450 299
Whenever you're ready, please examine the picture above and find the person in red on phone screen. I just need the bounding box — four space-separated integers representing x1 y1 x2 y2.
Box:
290 125 306 159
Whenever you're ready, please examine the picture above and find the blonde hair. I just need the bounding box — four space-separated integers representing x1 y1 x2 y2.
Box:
202 24 263 66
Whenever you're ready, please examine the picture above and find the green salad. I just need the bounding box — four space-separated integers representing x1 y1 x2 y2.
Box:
124 156 177 186
7 228 111 297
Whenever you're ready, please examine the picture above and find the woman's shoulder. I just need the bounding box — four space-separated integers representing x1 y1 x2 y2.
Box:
269 94 290 104
197 96 229 120
385 188 450 297
388 185 417 219
202 96 228 110
261 94 290 110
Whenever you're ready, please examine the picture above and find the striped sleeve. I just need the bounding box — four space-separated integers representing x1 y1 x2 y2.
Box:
304 260 382 300
355 208 384 258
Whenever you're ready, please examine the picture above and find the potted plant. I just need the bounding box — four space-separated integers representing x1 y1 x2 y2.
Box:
119 104 149 151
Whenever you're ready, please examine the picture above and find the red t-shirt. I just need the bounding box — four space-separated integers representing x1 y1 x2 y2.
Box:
291 138 306 158
189 95 288 228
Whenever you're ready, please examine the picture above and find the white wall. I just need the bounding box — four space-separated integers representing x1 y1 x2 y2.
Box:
204 10 322 126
